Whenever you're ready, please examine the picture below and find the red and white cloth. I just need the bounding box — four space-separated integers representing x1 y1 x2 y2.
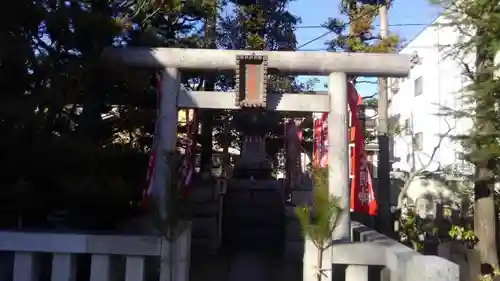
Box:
312 82 377 215
141 74 197 208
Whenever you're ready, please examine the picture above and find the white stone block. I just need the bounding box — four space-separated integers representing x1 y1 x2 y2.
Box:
125 256 145 281
51 253 76 281
90 255 112 281
13 252 39 281
406 255 459 281
159 225 192 281
303 238 331 281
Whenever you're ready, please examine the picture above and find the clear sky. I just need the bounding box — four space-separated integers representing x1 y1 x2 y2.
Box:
290 0 442 96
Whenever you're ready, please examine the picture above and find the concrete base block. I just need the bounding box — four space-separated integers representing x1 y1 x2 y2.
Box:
405 255 459 281
303 238 331 281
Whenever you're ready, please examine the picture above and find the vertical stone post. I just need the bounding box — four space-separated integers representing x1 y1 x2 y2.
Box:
328 72 350 241
154 67 181 221
157 68 192 281
303 72 350 281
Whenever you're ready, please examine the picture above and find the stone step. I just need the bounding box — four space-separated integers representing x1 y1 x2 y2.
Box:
227 252 269 281
227 179 283 192
188 187 216 203
190 201 219 217
225 191 283 206
191 237 218 254
223 227 284 251
224 207 283 224
191 216 218 238
190 253 229 281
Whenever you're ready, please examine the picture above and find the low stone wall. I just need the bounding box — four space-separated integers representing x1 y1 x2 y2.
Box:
351 221 460 281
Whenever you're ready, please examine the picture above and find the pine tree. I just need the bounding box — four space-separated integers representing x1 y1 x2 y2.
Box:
294 2 400 276
431 0 500 270
217 0 302 168
324 0 399 142
0 0 210 228
295 167 342 281
324 0 399 72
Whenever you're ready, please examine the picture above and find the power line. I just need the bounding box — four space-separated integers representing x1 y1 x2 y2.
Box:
295 22 429 29
296 22 438 49
299 44 454 51
297 31 332 49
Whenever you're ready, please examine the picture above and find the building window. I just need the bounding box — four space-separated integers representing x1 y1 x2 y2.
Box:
414 76 423 96
390 78 400 94
413 132 423 150
404 119 411 135
406 153 412 165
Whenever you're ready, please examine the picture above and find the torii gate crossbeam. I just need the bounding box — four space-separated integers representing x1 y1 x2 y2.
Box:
104 47 410 77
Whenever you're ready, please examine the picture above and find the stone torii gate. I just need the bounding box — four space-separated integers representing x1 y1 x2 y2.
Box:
104 47 410 280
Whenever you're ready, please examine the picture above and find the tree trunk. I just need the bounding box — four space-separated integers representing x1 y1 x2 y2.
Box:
474 165 499 270
474 24 499 270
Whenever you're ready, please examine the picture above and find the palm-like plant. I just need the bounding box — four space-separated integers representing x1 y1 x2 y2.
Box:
295 166 342 281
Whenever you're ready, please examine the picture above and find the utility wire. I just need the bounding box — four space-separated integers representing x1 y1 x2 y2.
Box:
297 31 333 49
300 43 455 51
298 46 431 51
295 22 430 29
296 22 438 49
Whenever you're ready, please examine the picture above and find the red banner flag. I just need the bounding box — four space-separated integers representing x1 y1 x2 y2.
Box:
142 74 196 208
312 82 377 215
347 83 377 215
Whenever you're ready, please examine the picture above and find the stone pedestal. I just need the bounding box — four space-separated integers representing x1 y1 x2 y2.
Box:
223 179 284 253
222 134 285 254
186 179 219 253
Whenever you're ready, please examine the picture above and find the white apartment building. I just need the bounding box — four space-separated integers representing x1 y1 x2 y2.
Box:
388 15 474 175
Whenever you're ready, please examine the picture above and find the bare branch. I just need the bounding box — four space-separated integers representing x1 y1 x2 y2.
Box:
396 118 455 209
196 77 204 91
362 93 377 100
356 80 378 85
458 58 475 81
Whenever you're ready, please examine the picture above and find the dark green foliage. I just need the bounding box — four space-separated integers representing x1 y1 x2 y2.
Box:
295 166 342 281
295 167 342 250
431 0 500 268
0 0 210 229
434 0 500 170
323 0 400 143
324 1 399 54
0 0 306 229
215 0 304 171
148 150 191 240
